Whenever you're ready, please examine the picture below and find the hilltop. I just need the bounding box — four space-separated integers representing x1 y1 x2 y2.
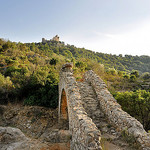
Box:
36 36 150 74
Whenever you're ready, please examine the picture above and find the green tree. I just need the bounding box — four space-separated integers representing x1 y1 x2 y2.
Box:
130 75 136 82
130 70 139 78
108 68 118 75
115 90 150 131
50 58 58 66
141 72 150 80
75 61 87 71
30 43 35 51
0 73 14 103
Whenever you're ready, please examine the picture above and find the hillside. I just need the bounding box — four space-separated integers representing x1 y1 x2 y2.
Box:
33 39 150 74
0 37 150 132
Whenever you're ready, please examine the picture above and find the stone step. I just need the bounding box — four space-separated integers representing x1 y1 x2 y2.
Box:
77 81 102 128
77 81 136 150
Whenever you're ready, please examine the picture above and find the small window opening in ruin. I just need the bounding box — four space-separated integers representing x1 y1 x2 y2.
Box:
60 89 69 129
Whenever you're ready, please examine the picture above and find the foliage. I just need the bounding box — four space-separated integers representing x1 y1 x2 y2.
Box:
130 75 136 82
24 83 58 108
75 61 87 71
107 68 118 75
141 72 150 80
0 39 61 107
0 37 150 114
123 74 130 79
50 58 58 65
0 73 14 104
115 90 150 131
121 128 140 149
130 70 139 78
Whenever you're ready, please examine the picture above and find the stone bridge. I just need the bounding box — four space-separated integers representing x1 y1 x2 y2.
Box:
58 63 150 150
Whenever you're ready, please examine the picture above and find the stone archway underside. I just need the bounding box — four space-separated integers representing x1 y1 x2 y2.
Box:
59 89 69 130
60 89 68 120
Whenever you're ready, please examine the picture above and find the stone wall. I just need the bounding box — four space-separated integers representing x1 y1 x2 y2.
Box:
84 70 150 150
42 38 47 44
59 64 102 150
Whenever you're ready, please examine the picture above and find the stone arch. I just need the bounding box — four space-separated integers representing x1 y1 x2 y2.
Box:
59 88 69 129
58 63 102 149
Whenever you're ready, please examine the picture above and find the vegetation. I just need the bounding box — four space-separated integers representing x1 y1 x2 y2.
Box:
114 90 150 131
0 38 150 131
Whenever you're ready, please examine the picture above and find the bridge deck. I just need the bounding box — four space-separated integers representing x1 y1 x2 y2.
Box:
77 81 136 150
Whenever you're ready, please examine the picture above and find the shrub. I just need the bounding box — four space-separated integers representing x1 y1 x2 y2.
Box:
115 90 150 131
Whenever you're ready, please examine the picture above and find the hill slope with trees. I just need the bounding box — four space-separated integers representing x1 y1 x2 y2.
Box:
0 38 150 131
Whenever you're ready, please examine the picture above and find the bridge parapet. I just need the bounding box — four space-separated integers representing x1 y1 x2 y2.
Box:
84 70 150 150
59 63 102 150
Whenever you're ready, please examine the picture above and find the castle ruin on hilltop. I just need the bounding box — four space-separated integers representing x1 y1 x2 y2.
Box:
42 35 59 43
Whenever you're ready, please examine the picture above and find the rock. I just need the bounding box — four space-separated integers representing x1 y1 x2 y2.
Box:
40 129 71 143
0 126 27 144
0 126 57 150
0 126 28 150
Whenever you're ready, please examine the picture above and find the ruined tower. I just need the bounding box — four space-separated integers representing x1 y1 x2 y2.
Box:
42 35 60 43
52 35 59 42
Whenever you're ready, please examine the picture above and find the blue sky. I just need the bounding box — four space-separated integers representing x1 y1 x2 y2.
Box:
0 0 150 56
